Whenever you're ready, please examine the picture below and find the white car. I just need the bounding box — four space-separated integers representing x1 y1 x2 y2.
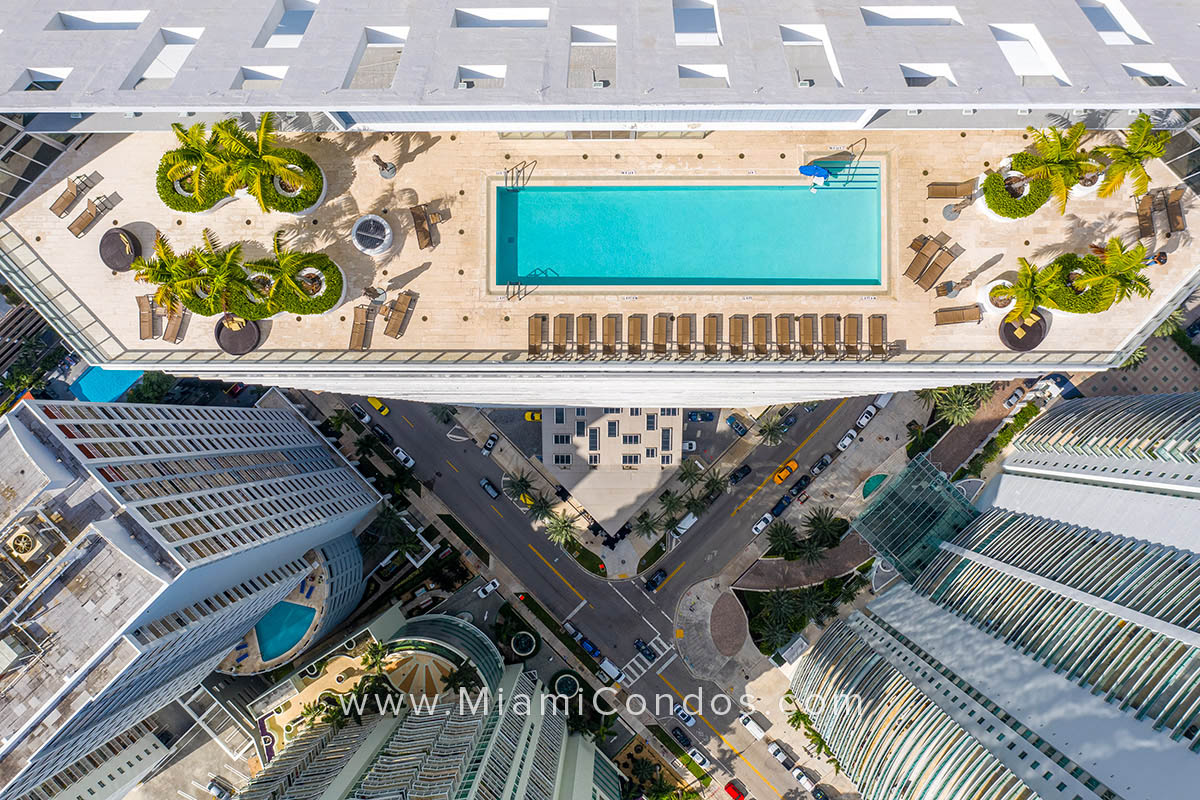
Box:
856 404 877 429
836 429 857 452
752 513 773 535
682 440 697 452
476 579 500 599
391 446 415 468
687 748 711 769
206 778 234 800
674 704 696 727
1004 388 1026 409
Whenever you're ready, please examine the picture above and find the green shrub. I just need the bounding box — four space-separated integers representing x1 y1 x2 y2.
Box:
1171 330 1200 368
155 161 223 212
179 255 344 319
259 149 324 213
982 152 1052 219
964 404 1041 476
1043 253 1117 314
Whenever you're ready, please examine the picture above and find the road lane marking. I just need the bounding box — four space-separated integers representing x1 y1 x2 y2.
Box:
731 398 848 517
660 610 674 627
610 583 640 611
527 544 587 603
490 504 504 518
564 598 587 621
655 652 679 673
400 414 415 429
445 459 460 473
658 675 782 799
657 561 685 591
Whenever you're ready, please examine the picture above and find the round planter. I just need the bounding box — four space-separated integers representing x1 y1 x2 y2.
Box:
296 267 326 299
1069 174 1101 199
977 168 1029 224
511 631 537 658
981 279 1014 315
552 672 581 698
284 163 327 217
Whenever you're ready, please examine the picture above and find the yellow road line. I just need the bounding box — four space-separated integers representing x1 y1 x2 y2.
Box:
731 399 848 517
490 504 504 519
445 459 459 473
400 414 415 429
527 543 588 603
658 561 685 591
658 674 782 799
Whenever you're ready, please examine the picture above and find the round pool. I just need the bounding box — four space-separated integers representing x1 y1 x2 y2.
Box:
255 601 317 662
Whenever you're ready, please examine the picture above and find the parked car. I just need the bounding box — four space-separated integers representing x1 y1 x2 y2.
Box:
810 453 833 475
770 495 793 517
729 464 752 485
634 638 658 662
371 424 394 446
476 579 500 599
687 748 711 769
367 396 390 416
206 778 234 800
767 740 795 769
524 410 541 422
724 782 746 800
1188 318 1200 339
563 621 583 641
812 789 829 800
773 459 799 484
226 382 246 397
349 403 371 424
674 703 696 727
752 512 773 535
856 404 877 429
779 412 798 433
726 415 749 437
645 568 668 592
794 491 810 506
1004 388 1026 409
792 767 816 791
836 429 857 452
479 477 500 499
671 727 692 748
480 432 499 456
682 440 697 452
391 446 415 468
688 411 716 422
788 475 812 497
580 638 601 658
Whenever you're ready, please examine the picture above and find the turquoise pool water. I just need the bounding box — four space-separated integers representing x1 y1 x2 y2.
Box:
495 161 881 286
255 601 316 662
69 367 143 402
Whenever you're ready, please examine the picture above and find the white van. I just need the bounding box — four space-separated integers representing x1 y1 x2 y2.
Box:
874 392 893 408
791 768 816 791
737 713 766 740
598 658 627 684
673 512 698 537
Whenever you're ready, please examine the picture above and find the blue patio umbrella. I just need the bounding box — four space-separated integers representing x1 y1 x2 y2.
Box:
798 164 832 179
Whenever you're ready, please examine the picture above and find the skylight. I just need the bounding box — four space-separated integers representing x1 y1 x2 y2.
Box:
46 10 149 31
673 0 721 46
861 5 963 26
779 24 844 88
453 8 549 28
990 23 1070 86
343 27 409 90
124 27 204 90
1075 0 1151 45
259 0 319 48
901 63 957 87
678 64 729 88
1123 63 1185 87
233 65 289 90
456 65 506 89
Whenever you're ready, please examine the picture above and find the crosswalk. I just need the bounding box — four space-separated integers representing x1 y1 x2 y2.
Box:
619 634 676 684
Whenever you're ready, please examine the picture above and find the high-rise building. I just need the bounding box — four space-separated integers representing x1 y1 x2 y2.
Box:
792 394 1200 800
0 390 380 800
239 614 622 800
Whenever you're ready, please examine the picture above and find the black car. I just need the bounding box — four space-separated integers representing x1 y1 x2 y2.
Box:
812 789 829 800
671 726 693 748
770 495 793 517
778 413 798 433
634 638 658 661
370 424 394 446
1187 319 1200 339
788 475 812 497
810 453 833 476
479 478 501 499
729 464 752 485
645 568 668 592
349 402 371 424
687 411 716 422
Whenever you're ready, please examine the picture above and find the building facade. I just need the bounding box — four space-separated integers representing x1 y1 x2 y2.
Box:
0 391 380 800
795 393 1200 800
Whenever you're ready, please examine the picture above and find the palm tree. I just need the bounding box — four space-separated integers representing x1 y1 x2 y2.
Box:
906 423 927 446
802 507 849 549
632 511 663 540
760 588 800 626
429 404 457 425
1154 308 1185 337
361 640 389 675
370 505 420 557
328 408 354 433
795 587 825 621
630 757 657 783
132 233 205 314
354 436 375 461
915 387 948 410
1095 112 1170 199
191 229 262 314
441 665 482 694
213 112 313 212
684 493 707 517
545 511 579 547
527 493 555 522
161 122 224 196
1120 345 1148 371
795 536 825 566
703 470 729 496
757 416 786 447
766 521 800 560
677 458 704 487
1078 237 1152 302
658 489 685 518
318 698 348 731
752 614 794 653
1022 122 1102 213
299 701 324 728
936 390 979 427
503 471 534 502
991 257 1059 323
259 230 326 304
591 713 618 744
966 382 997 406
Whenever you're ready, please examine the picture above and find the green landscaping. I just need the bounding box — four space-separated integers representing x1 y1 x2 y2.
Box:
646 725 712 787
566 540 607 576
982 152 1053 219
1172 330 1200 368
737 572 869 655
437 514 490 566
953 403 1042 479
637 536 668 573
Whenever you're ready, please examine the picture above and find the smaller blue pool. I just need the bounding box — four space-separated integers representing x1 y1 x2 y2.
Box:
255 601 317 662
69 367 143 402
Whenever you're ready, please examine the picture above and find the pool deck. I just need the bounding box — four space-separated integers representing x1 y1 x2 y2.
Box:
2 128 1196 367
218 565 328 675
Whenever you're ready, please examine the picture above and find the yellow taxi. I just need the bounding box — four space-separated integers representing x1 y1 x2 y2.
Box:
367 396 390 416
773 459 799 485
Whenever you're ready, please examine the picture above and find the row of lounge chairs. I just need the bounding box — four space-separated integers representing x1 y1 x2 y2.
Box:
529 313 890 359
1136 188 1187 240
50 174 109 238
348 292 418 350
136 295 187 342
905 232 964 292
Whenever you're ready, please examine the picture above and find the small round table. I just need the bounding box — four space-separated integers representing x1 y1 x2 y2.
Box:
215 319 262 356
999 314 1047 352
100 228 141 272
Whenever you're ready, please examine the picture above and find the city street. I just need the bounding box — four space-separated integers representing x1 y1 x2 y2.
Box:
339 394 874 799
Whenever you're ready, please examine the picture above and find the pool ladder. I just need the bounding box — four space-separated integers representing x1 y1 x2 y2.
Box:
504 159 536 191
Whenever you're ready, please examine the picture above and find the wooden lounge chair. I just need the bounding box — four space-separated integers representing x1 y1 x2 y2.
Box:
137 295 155 340
409 205 433 250
799 314 817 357
844 314 862 358
653 314 669 355
577 314 594 356
934 304 982 325
775 314 793 356
1136 194 1155 240
50 178 80 218
627 315 644 357
752 314 769 356
917 244 963 292
350 305 371 350
383 293 414 338
162 306 186 344
603 314 618 356
677 315 694 356
909 235 929 252
553 314 570 355
68 198 106 238
904 234 943 281
821 314 840 357
528 314 547 356
927 179 977 199
729 315 746 357
703 314 719 356
1166 188 1187 235
869 314 886 357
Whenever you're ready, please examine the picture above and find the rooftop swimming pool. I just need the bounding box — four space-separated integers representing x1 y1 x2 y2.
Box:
69 366 143 402
494 161 881 287
255 601 316 662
